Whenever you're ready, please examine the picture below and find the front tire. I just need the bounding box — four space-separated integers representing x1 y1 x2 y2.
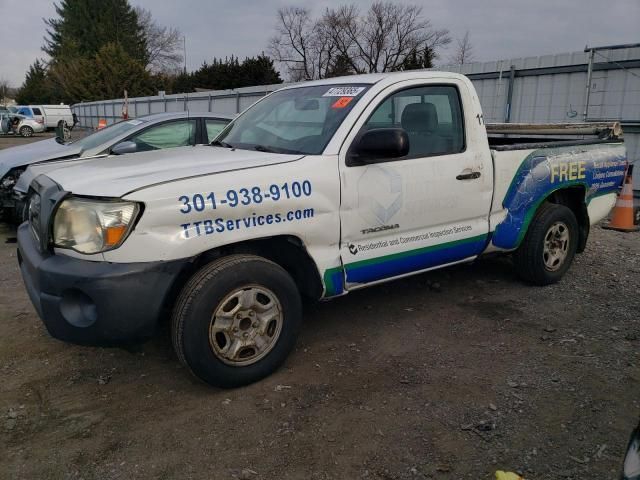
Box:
172 254 302 388
19 126 34 137
513 202 579 285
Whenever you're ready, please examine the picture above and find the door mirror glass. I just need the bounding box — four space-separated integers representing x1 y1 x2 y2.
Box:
111 141 138 155
349 128 409 165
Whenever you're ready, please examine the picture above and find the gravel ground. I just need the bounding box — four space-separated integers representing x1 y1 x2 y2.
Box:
0 135 639 480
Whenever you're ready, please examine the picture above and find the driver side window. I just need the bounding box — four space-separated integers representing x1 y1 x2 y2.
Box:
128 120 196 152
363 85 465 158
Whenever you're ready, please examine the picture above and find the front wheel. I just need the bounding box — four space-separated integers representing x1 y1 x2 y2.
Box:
513 202 579 285
19 126 34 137
172 254 302 388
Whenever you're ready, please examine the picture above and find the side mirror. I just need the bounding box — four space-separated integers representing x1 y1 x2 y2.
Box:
111 141 137 155
348 128 409 166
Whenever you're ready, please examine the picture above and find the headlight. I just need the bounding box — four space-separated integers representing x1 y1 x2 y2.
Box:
53 197 140 254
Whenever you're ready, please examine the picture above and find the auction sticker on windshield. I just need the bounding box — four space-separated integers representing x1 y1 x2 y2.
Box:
332 97 354 109
323 86 366 97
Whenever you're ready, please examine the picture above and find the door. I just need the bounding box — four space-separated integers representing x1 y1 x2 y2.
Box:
338 81 493 289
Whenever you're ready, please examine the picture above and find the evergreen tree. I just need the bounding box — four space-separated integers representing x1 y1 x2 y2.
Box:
395 47 435 71
44 0 147 64
185 55 282 93
170 72 195 94
15 60 54 104
240 55 282 86
326 53 355 78
49 43 155 102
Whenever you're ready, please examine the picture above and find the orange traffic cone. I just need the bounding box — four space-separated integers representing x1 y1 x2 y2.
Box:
97 119 107 130
603 164 639 232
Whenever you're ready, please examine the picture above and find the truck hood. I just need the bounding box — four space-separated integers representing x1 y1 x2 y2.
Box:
40 145 304 197
0 138 81 179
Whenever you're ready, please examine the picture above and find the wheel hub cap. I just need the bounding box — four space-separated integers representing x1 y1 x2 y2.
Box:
543 221 570 272
209 286 283 366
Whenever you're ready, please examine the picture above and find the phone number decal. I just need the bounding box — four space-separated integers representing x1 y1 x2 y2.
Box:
178 180 312 214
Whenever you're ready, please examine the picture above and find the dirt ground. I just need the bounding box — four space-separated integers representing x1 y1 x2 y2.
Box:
1 135 639 480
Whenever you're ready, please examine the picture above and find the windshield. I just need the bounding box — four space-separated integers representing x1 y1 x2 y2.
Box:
217 84 371 155
69 119 148 151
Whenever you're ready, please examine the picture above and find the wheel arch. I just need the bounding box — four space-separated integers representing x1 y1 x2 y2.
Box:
162 235 324 318
493 183 589 252
545 185 589 253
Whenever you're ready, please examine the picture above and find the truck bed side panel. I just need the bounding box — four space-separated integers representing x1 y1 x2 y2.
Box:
491 143 626 250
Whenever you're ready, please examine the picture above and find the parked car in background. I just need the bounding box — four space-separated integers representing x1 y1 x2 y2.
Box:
16 105 74 130
0 112 233 222
0 112 46 137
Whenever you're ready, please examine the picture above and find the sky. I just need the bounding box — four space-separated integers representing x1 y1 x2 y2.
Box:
0 0 638 87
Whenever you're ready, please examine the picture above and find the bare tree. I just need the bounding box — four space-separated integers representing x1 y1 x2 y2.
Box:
268 7 337 81
270 2 451 80
135 7 184 74
450 31 475 65
328 2 451 73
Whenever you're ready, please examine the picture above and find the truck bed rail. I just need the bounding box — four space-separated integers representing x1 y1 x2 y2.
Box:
486 122 622 139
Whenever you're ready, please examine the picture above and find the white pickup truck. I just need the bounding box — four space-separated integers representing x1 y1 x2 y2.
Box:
17 72 627 388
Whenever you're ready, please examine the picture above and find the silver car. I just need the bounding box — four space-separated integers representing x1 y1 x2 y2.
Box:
0 112 233 222
0 112 47 137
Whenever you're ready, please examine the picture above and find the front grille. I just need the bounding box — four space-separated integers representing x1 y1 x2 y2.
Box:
28 192 42 243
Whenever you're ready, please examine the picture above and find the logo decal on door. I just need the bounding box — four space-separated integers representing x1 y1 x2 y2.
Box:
357 166 403 225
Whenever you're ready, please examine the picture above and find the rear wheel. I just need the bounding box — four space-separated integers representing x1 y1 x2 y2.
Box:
171 254 302 388
513 202 579 285
19 126 34 137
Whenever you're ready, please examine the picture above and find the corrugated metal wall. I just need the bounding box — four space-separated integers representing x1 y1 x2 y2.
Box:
71 46 640 188
437 48 640 124
433 47 640 190
72 83 284 129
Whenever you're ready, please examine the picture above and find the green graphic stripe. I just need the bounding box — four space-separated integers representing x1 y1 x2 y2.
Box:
345 234 488 270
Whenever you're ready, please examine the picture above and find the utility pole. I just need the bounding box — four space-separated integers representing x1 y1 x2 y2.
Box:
583 47 595 121
183 36 187 74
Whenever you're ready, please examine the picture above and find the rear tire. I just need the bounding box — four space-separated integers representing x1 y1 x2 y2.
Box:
19 126 33 137
513 202 579 285
171 254 302 388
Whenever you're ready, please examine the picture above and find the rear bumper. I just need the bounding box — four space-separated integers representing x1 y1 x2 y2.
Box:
17 223 189 346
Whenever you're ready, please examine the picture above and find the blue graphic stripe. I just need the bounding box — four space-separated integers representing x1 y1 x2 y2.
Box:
493 143 626 250
345 235 487 284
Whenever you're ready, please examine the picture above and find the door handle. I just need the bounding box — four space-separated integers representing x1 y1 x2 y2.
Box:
456 171 482 181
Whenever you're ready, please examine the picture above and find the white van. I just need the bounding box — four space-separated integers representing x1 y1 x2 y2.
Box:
15 105 74 130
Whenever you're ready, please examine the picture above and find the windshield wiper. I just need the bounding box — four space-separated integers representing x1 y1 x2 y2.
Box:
211 139 233 148
253 144 305 154
253 144 278 153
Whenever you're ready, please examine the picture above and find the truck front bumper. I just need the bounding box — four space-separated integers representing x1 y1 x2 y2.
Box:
17 223 188 346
